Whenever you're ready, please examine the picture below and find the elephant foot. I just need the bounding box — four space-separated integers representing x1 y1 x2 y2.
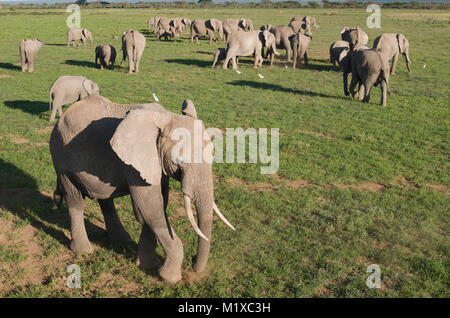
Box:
159 265 182 283
344 91 350 96
352 92 359 99
136 251 162 271
70 239 94 254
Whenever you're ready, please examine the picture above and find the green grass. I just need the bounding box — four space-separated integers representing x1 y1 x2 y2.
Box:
0 7 449 297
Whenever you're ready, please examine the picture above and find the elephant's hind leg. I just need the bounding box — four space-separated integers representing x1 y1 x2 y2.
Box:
60 174 94 253
98 198 133 242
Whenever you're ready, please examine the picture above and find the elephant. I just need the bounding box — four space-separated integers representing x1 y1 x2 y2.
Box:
211 48 238 68
348 49 390 106
260 25 295 64
373 33 411 74
288 16 319 35
169 18 185 38
337 45 370 97
292 33 312 69
222 18 254 43
67 28 93 47
120 30 146 74
329 40 350 68
341 26 368 50
19 39 42 73
181 18 192 33
49 95 235 283
223 30 280 70
48 76 99 122
148 17 162 33
95 44 116 70
156 17 176 40
190 19 223 44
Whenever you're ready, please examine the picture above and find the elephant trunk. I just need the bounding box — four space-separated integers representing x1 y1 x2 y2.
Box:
218 25 224 42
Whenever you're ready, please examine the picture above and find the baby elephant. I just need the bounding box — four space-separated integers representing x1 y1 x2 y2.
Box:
349 49 390 107
212 48 238 68
292 34 312 69
49 76 100 122
329 40 350 68
67 28 93 47
95 45 116 70
19 39 43 73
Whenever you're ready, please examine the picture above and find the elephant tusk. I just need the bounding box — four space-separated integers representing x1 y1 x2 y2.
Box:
184 195 209 241
213 202 236 231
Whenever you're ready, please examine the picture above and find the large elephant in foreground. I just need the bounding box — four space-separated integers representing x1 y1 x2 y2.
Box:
49 75 99 122
373 33 411 74
19 38 43 73
190 19 223 44
67 28 93 47
349 49 390 107
121 30 146 73
49 96 234 283
341 26 368 50
223 30 279 69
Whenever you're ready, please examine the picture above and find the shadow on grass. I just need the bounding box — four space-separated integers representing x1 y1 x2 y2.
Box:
165 58 211 68
45 43 67 47
227 80 344 99
4 100 49 115
0 159 138 262
65 60 97 68
0 62 21 71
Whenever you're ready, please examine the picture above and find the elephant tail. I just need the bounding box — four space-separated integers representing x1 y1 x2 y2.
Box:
52 176 63 210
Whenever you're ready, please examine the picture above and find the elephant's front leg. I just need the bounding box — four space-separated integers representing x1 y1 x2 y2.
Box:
391 53 398 75
98 199 133 242
129 184 183 283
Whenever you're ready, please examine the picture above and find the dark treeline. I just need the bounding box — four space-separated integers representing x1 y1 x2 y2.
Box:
3 1 450 10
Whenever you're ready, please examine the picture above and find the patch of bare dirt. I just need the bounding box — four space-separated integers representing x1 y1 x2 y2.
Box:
426 184 450 195
225 175 313 193
296 129 335 140
36 126 53 135
90 272 141 296
0 74 13 79
335 183 385 192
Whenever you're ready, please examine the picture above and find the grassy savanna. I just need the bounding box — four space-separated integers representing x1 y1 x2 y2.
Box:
0 7 449 297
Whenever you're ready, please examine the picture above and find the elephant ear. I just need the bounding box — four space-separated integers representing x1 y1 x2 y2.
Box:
182 100 197 119
397 34 406 53
82 79 96 95
240 19 247 29
110 109 172 185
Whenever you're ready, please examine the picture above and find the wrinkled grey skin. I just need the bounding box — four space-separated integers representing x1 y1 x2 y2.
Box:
341 26 368 50
211 48 238 68
67 28 93 47
156 17 176 40
292 34 312 69
223 30 279 69
337 46 369 97
373 33 411 74
95 44 116 70
120 30 146 73
19 39 42 73
260 25 295 63
348 49 390 106
289 16 319 35
222 18 254 43
329 40 350 68
190 19 223 44
49 95 233 283
49 76 99 122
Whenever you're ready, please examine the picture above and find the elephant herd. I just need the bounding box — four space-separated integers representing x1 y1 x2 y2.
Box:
11 13 412 284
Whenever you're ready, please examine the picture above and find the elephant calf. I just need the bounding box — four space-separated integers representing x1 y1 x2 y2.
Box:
349 49 390 107
190 19 223 44
19 39 43 73
67 28 93 47
211 48 238 68
292 34 312 69
49 76 100 122
329 40 350 68
95 44 116 70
